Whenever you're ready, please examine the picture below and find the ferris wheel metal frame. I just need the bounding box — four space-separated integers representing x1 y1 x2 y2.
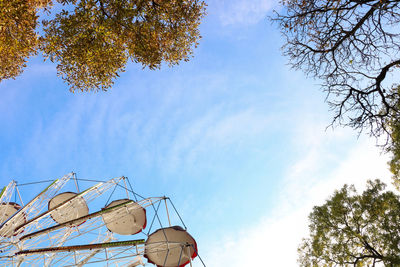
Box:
0 173 206 267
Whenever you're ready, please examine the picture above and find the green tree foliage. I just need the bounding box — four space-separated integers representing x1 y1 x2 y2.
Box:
0 0 206 92
386 85 400 188
274 0 400 138
299 180 400 266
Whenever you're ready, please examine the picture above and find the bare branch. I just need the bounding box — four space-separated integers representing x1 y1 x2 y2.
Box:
273 0 400 139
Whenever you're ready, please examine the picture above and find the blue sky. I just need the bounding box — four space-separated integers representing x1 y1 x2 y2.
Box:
0 0 394 266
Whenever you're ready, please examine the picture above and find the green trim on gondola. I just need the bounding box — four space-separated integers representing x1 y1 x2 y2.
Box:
0 186 6 199
16 239 145 255
44 179 58 191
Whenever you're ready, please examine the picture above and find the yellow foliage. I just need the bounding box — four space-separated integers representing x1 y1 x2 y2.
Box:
0 0 39 81
0 0 206 92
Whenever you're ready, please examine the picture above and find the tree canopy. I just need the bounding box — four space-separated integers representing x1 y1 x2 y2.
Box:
0 0 39 81
0 0 206 92
299 180 400 266
274 0 400 138
386 85 400 187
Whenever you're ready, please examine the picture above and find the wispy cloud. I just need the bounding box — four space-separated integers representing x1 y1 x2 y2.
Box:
7 68 276 178
212 0 279 26
203 124 392 266
164 107 272 171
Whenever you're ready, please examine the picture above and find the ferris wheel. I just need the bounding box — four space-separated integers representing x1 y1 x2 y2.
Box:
0 173 206 267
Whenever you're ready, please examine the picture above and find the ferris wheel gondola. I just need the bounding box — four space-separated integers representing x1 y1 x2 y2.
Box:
0 173 205 267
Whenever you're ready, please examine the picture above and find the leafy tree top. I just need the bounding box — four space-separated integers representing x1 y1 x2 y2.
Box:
299 180 400 266
0 0 206 92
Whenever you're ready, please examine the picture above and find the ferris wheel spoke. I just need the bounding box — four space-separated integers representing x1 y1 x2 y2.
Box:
20 197 163 251
16 238 145 253
0 174 72 240
0 174 204 267
75 239 113 266
54 245 145 267
14 239 146 266
16 177 124 237
0 181 16 205
43 228 76 267
20 198 132 242
0 181 17 243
